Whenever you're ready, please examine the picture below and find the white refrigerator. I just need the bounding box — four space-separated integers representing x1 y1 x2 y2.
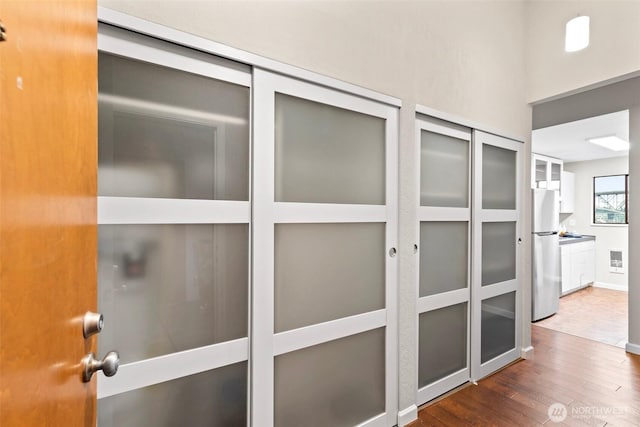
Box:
531 189 561 321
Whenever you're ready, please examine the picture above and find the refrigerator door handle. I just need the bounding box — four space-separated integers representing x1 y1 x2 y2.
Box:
532 231 558 236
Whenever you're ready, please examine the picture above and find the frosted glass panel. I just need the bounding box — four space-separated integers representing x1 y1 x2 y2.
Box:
98 52 250 200
98 362 247 427
419 222 468 297
419 303 467 388
482 144 516 209
275 93 385 204
98 224 248 363
274 328 385 427
275 223 385 332
420 130 469 207
481 222 516 286
535 159 547 188
550 163 561 190
481 292 516 363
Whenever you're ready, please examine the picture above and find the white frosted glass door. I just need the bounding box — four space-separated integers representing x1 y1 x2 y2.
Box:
415 118 471 405
472 130 522 381
97 25 251 426
254 69 398 427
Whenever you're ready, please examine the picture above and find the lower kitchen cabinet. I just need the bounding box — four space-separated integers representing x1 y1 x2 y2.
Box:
560 240 595 295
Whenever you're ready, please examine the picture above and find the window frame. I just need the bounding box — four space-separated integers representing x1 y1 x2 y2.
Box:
593 174 629 225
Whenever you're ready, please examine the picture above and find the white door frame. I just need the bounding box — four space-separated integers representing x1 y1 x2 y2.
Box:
471 130 523 381
252 68 398 427
96 24 252 404
414 118 472 405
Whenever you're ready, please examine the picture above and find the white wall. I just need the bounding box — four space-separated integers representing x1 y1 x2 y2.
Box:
526 0 640 103
562 157 629 289
99 0 532 418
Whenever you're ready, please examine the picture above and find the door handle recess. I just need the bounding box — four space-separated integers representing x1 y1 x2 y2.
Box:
82 351 119 382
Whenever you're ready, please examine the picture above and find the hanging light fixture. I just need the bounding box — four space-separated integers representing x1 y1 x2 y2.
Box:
565 15 590 52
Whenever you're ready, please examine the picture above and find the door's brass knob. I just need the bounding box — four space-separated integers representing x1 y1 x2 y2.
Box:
81 351 119 382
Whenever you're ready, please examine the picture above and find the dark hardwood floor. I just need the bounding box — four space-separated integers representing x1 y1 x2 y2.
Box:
409 325 640 426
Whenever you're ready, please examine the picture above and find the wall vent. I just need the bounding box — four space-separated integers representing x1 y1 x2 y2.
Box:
609 249 624 274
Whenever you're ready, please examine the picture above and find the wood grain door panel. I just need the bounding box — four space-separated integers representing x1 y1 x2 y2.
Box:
0 1 97 425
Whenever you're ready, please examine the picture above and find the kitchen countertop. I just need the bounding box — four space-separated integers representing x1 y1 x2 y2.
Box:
559 234 596 245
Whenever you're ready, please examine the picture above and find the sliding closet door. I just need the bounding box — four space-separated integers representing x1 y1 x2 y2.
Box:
253 69 398 427
415 118 471 404
471 131 523 380
97 25 251 426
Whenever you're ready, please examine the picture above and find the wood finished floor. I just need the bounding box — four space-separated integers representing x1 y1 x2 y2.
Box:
535 286 628 348
409 325 640 426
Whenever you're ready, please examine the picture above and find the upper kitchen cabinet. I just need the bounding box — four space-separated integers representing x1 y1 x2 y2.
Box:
531 154 574 213
532 153 562 190
560 170 575 213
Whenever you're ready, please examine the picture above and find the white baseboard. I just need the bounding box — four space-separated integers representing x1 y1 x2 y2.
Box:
594 282 628 292
397 404 418 427
521 346 534 359
626 342 640 355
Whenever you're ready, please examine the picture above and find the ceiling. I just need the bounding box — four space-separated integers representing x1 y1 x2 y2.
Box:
532 110 629 163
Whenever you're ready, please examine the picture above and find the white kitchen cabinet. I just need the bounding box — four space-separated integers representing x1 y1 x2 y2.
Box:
532 153 562 190
560 240 595 295
560 171 575 213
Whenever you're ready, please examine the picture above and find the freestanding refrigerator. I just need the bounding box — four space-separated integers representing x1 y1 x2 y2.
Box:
532 189 560 321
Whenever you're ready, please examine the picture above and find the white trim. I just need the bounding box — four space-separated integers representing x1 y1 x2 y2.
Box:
97 337 248 399
418 288 469 314
385 105 400 426
479 280 519 300
355 412 387 427
98 197 250 224
274 203 386 223
397 405 418 427
625 342 640 355
273 310 386 356
417 119 471 141
417 369 469 405
417 207 470 222
521 346 534 359
98 7 401 107
414 114 472 411
251 68 276 426
267 71 393 119
98 23 251 87
471 130 523 381
416 104 525 144
594 282 628 292
252 67 399 427
480 210 518 222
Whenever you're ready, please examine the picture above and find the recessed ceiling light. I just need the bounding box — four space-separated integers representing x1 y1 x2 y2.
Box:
586 135 629 151
565 16 590 52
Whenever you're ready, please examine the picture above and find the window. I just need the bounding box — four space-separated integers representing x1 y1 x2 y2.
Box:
593 174 628 224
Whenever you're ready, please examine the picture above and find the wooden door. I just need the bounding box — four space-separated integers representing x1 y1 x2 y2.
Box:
0 1 97 426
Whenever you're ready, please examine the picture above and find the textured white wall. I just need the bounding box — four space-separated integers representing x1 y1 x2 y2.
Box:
526 0 640 103
99 0 532 416
562 157 629 288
